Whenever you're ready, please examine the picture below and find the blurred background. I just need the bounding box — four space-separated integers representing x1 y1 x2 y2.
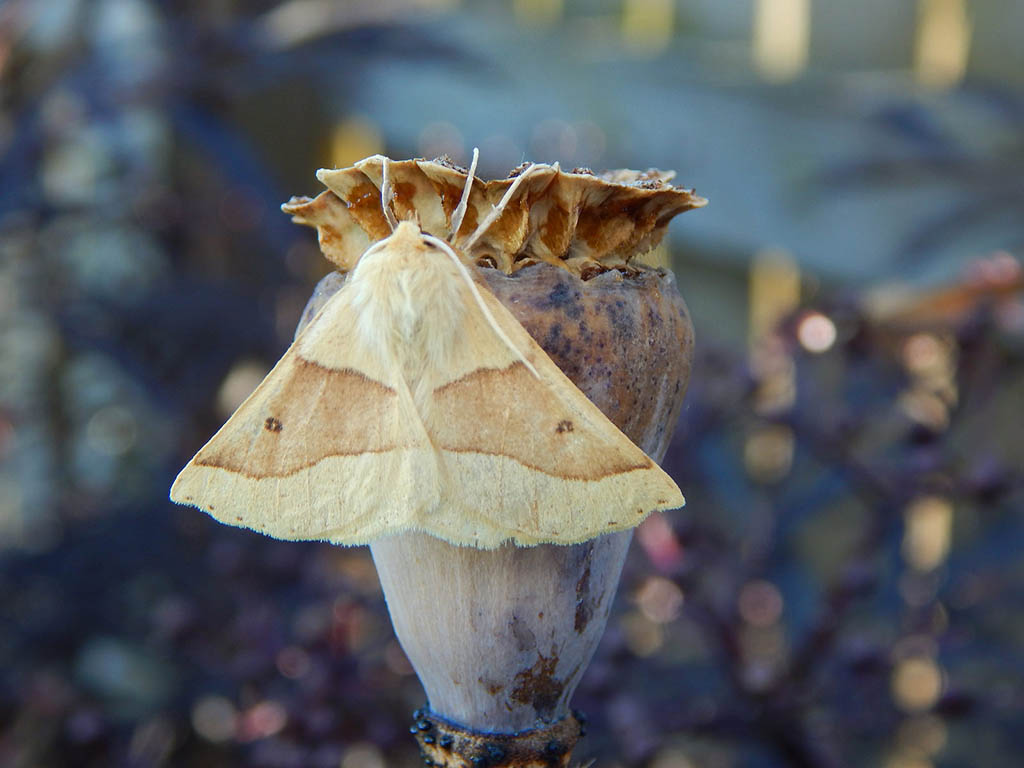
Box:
1 0 1022 766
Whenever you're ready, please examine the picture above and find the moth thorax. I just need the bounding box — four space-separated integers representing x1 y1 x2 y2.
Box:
351 245 465 376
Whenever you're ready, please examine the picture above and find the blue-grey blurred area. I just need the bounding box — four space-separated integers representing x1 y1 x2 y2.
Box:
1 1 1022 767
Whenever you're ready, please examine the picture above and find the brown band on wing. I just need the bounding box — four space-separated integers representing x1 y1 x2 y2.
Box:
195 357 402 478
428 361 652 480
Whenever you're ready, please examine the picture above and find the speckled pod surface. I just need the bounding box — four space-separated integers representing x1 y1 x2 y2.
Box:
288 157 699 761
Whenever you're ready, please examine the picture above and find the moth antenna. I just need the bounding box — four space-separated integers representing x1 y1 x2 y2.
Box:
448 146 479 242
462 162 541 252
421 233 539 379
357 237 391 262
380 156 399 232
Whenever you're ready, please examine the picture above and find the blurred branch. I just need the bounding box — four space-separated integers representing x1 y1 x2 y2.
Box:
814 93 1024 263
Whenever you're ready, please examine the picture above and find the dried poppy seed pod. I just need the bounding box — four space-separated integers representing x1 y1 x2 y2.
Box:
288 156 701 766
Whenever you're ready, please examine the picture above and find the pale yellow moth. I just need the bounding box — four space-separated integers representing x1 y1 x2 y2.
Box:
170 154 684 549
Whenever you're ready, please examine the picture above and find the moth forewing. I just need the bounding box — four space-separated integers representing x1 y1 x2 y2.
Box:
425 276 685 544
170 221 683 548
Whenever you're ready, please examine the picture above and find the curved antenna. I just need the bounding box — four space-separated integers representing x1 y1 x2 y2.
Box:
421 233 539 379
461 162 541 252
357 236 392 262
380 156 398 232
448 147 480 242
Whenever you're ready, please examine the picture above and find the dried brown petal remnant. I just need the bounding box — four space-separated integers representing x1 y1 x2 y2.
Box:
281 155 706 275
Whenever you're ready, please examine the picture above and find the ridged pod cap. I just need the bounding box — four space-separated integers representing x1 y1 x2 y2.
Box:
283 154 704 276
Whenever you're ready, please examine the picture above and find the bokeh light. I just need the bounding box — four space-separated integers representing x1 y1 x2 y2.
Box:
902 496 954 572
738 580 784 628
914 0 972 88
191 695 237 743
749 249 801 348
236 700 287 742
622 611 664 657
635 576 684 624
636 512 684 572
622 0 674 54
341 742 387 768
897 714 948 759
796 311 837 353
902 334 948 377
330 115 383 168
217 360 270 418
744 424 794 483
891 657 944 713
899 388 950 431
753 0 810 81
85 405 138 457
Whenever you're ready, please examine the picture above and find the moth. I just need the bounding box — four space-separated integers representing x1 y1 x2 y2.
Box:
170 154 684 548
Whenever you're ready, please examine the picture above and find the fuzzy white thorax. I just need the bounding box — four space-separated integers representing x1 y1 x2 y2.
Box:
349 222 467 397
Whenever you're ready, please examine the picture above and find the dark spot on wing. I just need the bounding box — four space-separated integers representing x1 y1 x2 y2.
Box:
264 417 283 433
